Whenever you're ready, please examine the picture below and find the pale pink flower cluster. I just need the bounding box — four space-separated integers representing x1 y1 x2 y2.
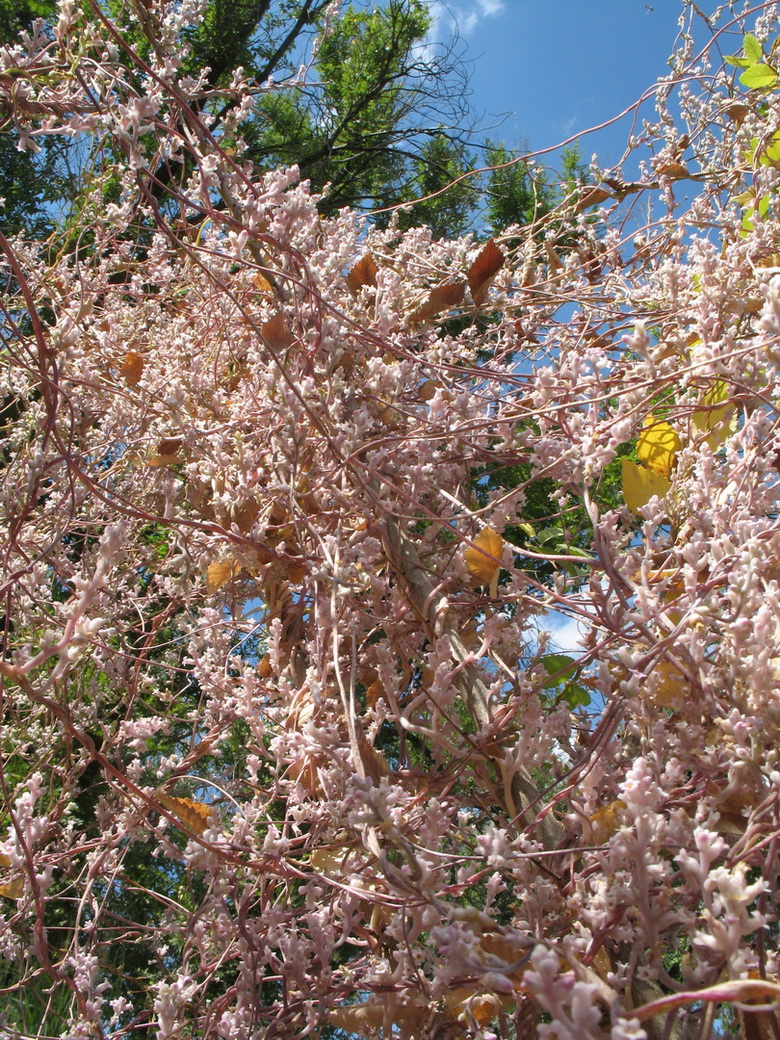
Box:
0 1 780 1037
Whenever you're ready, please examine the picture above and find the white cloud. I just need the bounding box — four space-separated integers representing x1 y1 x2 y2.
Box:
425 0 506 41
478 0 505 14
540 609 588 656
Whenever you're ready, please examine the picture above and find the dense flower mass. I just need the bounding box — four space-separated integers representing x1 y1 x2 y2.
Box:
1 1 780 1037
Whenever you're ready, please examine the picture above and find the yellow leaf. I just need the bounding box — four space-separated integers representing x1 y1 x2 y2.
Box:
692 380 735 448
206 559 239 593
0 877 24 899
465 527 504 592
637 415 681 477
621 459 671 513
155 791 213 834
587 799 625 843
0 853 23 899
651 659 688 709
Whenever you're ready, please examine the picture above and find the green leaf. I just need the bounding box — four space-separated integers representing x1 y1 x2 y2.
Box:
724 54 752 69
536 526 565 546
743 34 764 64
540 654 578 684
562 683 591 709
740 63 779 89
766 135 780 164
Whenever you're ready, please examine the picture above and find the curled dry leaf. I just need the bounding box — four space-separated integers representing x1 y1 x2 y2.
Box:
650 660 687 709
656 161 690 180
154 791 214 835
148 436 184 467
261 313 295 351
409 280 466 323
254 271 275 294
120 350 144 386
0 852 23 899
416 378 440 401
575 185 614 211
346 252 378 292
587 799 626 844
467 238 504 306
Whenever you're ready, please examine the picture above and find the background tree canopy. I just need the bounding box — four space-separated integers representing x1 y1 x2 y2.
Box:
0 0 574 238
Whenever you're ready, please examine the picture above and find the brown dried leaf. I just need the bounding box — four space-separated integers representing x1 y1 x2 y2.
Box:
456 993 502 1026
261 313 295 351
590 946 614 982
650 660 687 709
254 271 275 294
327 1003 425 1034
233 501 258 534
346 253 378 292
656 161 691 180
575 186 614 212
417 378 440 401
724 102 750 125
544 241 564 273
467 239 504 306
465 527 504 587
121 350 144 386
155 791 213 834
148 436 184 467
365 679 383 708
410 280 466 323
587 799 625 843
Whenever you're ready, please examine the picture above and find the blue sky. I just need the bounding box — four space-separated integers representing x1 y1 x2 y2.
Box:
427 0 689 170
423 1 701 652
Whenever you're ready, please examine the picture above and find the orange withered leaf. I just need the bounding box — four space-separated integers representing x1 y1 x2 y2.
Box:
656 161 690 180
254 271 275 294
121 350 144 386
467 239 504 306
148 436 184 467
465 527 504 592
155 791 214 834
410 281 466 323
206 559 239 593
346 253 378 292
261 313 295 351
